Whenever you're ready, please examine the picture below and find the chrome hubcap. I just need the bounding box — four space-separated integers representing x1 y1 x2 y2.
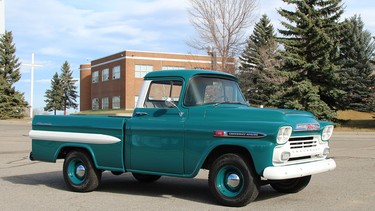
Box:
227 173 240 188
76 165 86 177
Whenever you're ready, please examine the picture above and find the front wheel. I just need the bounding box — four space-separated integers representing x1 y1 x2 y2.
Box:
63 150 102 192
208 153 260 207
270 175 311 193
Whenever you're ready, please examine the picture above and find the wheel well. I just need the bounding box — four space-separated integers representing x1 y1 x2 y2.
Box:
57 147 91 160
202 145 255 170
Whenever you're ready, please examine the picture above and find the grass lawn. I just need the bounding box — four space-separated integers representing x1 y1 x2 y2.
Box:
335 110 375 131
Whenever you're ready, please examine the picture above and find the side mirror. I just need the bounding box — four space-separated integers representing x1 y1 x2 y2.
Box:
165 97 184 117
165 97 176 108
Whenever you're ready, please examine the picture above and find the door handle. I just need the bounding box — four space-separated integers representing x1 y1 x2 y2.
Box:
135 112 148 116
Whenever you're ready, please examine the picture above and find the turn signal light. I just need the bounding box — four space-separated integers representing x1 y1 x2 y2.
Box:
281 151 291 162
214 130 225 137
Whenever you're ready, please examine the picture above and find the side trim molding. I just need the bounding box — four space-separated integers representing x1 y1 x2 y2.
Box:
29 130 121 144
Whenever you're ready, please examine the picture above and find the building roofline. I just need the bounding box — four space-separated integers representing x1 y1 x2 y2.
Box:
126 50 209 58
91 56 125 68
89 50 235 69
91 50 213 68
91 50 210 64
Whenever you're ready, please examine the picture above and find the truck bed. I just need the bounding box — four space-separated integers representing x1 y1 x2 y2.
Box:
30 115 130 172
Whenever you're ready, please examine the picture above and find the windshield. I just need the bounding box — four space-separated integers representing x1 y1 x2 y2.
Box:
184 76 247 106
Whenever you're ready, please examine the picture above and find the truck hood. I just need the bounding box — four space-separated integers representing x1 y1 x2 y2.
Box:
203 105 320 130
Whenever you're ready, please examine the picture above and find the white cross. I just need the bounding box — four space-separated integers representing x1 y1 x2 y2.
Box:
0 0 5 35
23 53 43 118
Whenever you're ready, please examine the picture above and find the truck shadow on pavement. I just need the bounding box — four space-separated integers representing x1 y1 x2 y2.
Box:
2 171 284 205
99 172 285 204
2 171 66 190
99 172 215 205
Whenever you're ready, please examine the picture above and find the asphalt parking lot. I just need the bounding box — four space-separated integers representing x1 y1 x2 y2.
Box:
0 120 374 210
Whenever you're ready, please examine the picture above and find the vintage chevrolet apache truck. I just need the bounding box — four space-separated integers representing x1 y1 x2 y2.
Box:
29 70 336 207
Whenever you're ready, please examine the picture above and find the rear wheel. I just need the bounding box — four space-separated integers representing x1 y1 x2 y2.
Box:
208 153 260 207
270 175 311 193
132 173 161 183
63 150 102 192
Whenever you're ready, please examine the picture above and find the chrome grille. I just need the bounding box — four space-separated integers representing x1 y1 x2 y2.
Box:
289 137 317 149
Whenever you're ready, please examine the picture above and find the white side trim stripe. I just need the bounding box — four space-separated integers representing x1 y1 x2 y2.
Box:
29 130 121 144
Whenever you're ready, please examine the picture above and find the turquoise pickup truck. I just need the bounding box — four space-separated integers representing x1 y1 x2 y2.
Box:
29 70 336 207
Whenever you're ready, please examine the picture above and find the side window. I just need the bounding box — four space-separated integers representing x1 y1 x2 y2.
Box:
144 80 182 108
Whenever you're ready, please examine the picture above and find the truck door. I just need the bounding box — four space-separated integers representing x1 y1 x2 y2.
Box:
127 80 186 174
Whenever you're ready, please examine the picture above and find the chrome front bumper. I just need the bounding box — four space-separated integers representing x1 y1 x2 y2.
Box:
263 159 336 180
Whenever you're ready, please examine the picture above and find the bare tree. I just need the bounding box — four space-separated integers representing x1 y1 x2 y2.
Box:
187 0 258 73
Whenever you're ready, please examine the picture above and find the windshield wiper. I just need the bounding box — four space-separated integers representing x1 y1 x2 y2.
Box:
214 101 248 106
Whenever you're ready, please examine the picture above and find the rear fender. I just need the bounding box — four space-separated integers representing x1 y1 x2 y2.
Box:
56 143 125 172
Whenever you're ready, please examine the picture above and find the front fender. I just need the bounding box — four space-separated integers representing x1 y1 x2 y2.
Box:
187 138 275 177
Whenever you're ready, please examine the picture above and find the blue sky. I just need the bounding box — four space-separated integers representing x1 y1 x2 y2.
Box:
3 0 375 114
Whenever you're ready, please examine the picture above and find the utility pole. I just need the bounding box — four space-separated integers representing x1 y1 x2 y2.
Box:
23 53 43 118
206 46 217 71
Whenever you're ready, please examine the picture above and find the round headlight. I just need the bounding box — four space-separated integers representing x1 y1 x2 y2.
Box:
277 126 292 144
322 125 334 141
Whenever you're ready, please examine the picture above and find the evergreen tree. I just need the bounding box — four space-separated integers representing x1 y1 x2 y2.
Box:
60 61 78 115
0 31 28 119
44 72 63 115
239 14 285 106
277 0 344 120
337 15 375 112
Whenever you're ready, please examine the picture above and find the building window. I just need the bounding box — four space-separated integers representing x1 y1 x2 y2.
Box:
102 68 109 81
92 71 99 83
92 98 99 110
135 64 153 78
112 96 120 109
112 66 120 79
162 66 185 70
102 97 109 110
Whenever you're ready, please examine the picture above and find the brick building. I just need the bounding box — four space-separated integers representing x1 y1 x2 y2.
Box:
79 50 224 111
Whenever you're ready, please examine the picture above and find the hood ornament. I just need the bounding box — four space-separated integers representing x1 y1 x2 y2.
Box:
295 123 320 131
